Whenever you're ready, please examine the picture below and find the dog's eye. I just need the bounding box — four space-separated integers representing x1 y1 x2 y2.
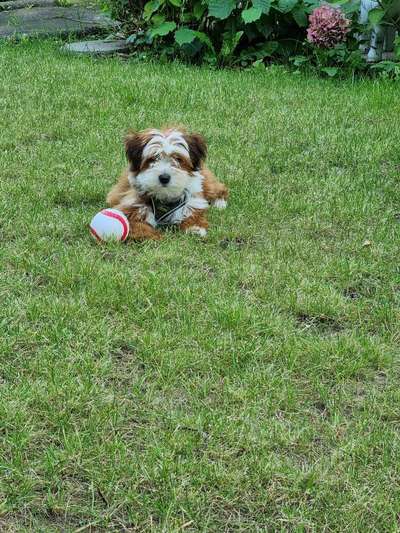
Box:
174 156 184 166
147 157 156 165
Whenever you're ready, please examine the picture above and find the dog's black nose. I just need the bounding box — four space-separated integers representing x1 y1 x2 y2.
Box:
159 173 171 185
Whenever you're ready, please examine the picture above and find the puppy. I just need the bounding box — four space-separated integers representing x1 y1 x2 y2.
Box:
107 127 228 240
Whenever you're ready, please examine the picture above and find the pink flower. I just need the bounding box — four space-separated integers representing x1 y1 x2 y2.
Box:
307 5 350 49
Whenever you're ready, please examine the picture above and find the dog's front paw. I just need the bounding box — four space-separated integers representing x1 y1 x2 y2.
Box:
185 225 207 237
212 199 227 209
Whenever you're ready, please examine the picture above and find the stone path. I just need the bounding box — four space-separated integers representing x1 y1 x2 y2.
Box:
62 38 128 54
0 1 117 38
0 0 54 10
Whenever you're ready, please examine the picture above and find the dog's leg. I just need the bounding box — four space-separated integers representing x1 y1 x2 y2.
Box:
180 210 209 237
123 211 161 241
131 224 162 240
129 221 162 240
201 168 229 209
113 206 161 241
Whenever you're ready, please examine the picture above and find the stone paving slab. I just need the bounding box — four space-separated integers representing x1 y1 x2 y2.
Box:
0 6 117 38
0 0 54 11
62 38 128 55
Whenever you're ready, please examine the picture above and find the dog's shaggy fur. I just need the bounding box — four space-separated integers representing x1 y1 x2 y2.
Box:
107 127 228 240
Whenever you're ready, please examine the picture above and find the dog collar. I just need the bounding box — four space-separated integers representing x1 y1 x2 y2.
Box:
150 191 188 226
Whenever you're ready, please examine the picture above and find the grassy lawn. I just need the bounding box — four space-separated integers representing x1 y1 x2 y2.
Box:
0 40 399 532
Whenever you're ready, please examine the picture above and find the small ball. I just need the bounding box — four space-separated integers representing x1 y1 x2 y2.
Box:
89 209 129 242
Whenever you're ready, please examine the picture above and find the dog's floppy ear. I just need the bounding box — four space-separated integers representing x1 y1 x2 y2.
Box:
184 132 207 170
124 131 146 173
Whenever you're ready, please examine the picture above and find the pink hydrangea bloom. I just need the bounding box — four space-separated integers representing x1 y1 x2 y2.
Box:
307 5 350 49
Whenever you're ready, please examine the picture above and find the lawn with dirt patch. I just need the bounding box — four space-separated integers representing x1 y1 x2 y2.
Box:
0 41 399 531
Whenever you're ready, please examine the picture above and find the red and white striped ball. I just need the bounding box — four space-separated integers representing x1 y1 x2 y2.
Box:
89 209 129 242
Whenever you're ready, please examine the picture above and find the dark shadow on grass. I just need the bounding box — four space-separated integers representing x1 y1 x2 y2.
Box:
296 313 345 335
219 236 252 249
53 190 104 208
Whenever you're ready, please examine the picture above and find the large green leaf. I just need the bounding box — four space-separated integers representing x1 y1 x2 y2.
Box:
180 39 204 57
151 14 166 26
174 28 197 46
221 30 243 58
277 0 298 13
290 55 309 66
256 18 273 38
321 67 339 77
368 7 385 24
150 21 176 36
340 1 361 15
174 28 214 51
207 0 236 20
193 1 206 19
242 7 262 23
252 0 271 13
292 5 308 26
168 0 181 5
144 0 162 20
193 30 215 51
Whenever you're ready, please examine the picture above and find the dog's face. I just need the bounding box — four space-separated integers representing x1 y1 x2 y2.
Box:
125 128 207 201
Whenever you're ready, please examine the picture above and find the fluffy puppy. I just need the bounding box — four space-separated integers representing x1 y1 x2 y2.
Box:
107 127 228 240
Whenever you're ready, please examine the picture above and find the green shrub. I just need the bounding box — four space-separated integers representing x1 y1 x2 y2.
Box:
112 0 391 76
122 0 325 67
108 0 146 27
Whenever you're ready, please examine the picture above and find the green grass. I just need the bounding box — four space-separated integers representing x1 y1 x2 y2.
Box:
0 40 399 532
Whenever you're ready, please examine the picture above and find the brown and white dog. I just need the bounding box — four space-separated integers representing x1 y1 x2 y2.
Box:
107 127 228 240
